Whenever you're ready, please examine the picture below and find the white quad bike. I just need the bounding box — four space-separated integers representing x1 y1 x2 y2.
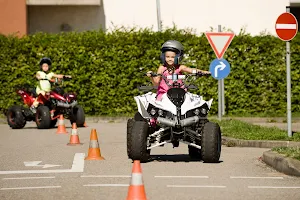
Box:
127 71 222 163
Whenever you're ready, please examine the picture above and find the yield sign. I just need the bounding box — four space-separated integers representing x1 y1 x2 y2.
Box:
275 12 298 41
205 32 235 59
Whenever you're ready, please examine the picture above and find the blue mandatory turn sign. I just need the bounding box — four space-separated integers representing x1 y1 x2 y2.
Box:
209 58 231 80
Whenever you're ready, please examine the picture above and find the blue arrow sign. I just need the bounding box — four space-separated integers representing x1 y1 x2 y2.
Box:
209 58 231 80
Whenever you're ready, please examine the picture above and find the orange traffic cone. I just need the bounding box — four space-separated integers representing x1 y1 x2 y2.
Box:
67 123 83 146
126 160 147 200
85 129 105 160
56 115 67 134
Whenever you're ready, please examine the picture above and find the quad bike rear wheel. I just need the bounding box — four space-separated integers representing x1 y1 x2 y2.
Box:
35 106 51 129
70 105 85 127
127 120 150 163
7 105 26 129
201 122 222 163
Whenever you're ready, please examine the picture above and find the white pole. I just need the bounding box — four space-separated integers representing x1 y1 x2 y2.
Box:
156 0 162 31
286 6 292 137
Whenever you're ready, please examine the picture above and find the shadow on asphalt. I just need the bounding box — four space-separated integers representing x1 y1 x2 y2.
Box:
148 154 223 163
22 127 57 130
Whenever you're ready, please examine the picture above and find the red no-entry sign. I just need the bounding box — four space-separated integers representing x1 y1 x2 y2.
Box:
275 12 298 41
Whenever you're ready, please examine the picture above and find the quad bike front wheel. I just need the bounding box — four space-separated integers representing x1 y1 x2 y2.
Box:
127 118 135 158
70 105 85 127
201 121 222 163
35 106 51 129
7 105 26 129
127 121 150 163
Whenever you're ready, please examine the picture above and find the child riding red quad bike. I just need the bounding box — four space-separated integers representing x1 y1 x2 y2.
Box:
6 76 85 129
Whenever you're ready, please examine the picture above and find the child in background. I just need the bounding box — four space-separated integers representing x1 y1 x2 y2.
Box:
30 57 71 113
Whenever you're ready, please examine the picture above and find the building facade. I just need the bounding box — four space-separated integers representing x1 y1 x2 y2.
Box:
0 0 299 37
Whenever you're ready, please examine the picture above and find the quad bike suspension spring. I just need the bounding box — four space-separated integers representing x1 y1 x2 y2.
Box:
150 127 170 144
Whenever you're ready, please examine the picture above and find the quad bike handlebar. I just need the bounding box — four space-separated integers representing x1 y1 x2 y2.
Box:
40 75 72 82
39 76 72 85
144 70 211 90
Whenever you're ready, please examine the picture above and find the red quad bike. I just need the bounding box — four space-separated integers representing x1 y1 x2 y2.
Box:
6 76 85 129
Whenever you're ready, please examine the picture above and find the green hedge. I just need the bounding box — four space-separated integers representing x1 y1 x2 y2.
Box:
1 27 300 116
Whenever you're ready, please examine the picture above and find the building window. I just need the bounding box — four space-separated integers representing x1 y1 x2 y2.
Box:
290 4 300 32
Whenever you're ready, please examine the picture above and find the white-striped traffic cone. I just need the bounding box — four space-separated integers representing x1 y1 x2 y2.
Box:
126 160 147 200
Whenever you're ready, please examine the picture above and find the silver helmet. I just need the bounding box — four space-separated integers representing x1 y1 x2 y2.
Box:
160 40 184 65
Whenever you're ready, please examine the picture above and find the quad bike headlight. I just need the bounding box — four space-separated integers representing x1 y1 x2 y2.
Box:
158 109 164 116
150 108 156 115
194 109 200 115
201 108 207 115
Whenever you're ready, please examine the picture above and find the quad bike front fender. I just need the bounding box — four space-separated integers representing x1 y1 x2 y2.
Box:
134 97 151 119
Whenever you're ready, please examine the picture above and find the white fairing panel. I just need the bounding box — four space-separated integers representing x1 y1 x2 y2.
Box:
133 92 153 118
181 92 213 115
134 92 177 116
134 91 213 117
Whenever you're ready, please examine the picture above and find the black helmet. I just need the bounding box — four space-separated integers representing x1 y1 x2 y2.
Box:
160 40 184 66
39 57 52 70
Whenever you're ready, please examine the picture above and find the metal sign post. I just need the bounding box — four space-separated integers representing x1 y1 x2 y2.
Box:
218 25 222 120
286 34 292 137
286 7 292 137
275 7 298 137
218 25 226 117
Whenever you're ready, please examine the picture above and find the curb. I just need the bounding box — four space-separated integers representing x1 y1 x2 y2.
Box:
222 136 300 148
262 150 300 177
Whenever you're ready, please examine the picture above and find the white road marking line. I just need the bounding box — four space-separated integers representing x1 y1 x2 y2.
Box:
24 161 61 168
230 176 284 179
248 186 300 189
81 175 131 178
167 185 226 188
155 176 209 178
276 24 297 29
2 176 55 180
0 153 85 174
83 184 129 187
70 153 85 171
0 186 61 190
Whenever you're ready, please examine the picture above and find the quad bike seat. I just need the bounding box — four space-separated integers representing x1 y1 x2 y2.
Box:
52 87 64 96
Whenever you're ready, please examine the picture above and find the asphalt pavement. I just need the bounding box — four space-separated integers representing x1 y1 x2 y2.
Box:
0 121 299 200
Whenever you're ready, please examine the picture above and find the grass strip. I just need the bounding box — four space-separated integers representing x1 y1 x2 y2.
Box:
209 118 300 141
272 147 300 161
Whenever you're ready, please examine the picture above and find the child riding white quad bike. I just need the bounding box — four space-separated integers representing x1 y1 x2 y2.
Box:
126 40 222 163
